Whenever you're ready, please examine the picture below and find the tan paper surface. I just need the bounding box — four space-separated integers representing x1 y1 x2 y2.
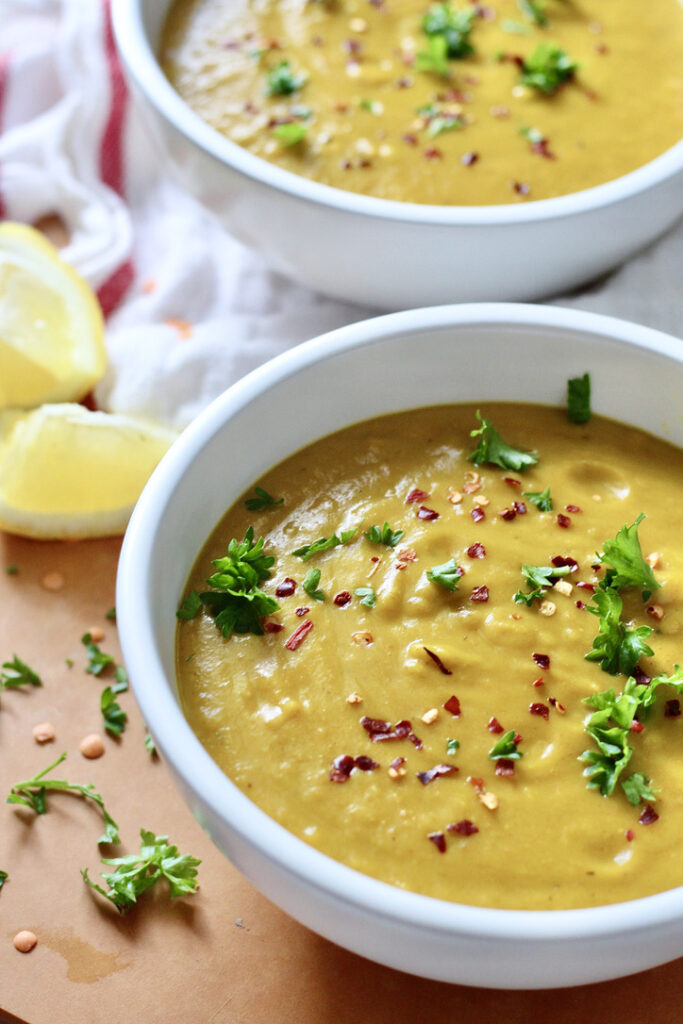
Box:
0 534 680 1024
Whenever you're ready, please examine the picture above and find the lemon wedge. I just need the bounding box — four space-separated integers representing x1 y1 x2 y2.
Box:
0 222 106 410
0 404 176 539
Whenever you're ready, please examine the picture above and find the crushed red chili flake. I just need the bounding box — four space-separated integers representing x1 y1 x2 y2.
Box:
557 513 571 528
402 132 418 145
513 181 530 195
417 763 459 785
428 831 447 852
424 147 443 159
417 505 440 521
513 732 523 744
632 665 651 686
329 754 355 782
470 585 489 602
575 600 585 609
499 507 516 521
295 606 310 617
513 502 527 515
665 699 681 718
334 591 352 607
639 805 659 826
532 677 544 687
447 819 479 836
390 756 406 770
424 647 452 675
276 577 297 597
343 38 362 53
548 697 566 714
443 695 461 717
531 136 555 159
467 542 486 559
471 506 485 523
625 829 635 842
284 619 313 650
630 720 644 734
565 504 582 513
264 621 284 634
354 755 380 772
504 477 521 488
361 716 423 748
529 702 549 720
468 776 484 789
461 151 478 166
576 581 596 592
498 52 525 69
396 548 418 570
311 34 325 46
495 758 515 777
488 716 504 734
552 556 579 572
532 653 550 670
406 488 429 504
395 76 413 88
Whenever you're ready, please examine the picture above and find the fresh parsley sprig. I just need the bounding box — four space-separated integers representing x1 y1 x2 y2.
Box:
421 4 476 58
244 486 284 511
101 686 128 737
364 522 404 548
597 514 660 597
354 587 377 608
469 411 538 471
1 655 42 689
568 372 591 424
82 633 115 676
426 558 463 591
292 526 358 561
416 34 451 76
0 869 7 890
265 61 308 96
523 486 553 511
513 563 570 606
585 587 654 676
303 568 325 602
7 752 121 845
520 43 578 94
82 828 201 914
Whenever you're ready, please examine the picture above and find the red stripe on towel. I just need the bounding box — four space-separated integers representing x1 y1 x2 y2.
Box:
0 53 11 217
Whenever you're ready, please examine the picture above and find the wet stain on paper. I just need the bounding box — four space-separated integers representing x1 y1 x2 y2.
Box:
40 928 131 983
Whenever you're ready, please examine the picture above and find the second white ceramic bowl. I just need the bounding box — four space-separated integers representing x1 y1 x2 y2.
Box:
116 304 683 989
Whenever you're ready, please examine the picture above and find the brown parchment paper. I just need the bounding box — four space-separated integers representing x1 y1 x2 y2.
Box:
0 533 681 1024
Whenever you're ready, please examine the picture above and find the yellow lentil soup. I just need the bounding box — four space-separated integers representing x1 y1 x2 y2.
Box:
176 401 683 910
161 0 683 205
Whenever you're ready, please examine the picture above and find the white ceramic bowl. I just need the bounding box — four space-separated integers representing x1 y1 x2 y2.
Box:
113 0 683 309
117 304 683 989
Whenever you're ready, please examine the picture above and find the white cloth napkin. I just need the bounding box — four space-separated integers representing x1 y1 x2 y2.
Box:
1 0 681 431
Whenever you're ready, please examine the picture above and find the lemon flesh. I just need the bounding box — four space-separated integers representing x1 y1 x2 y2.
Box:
0 223 106 409
0 404 176 539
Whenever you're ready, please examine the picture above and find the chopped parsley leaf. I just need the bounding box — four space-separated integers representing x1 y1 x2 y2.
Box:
4 565 19 575
292 527 358 560
176 590 202 620
303 568 325 602
488 730 523 760
101 687 127 737
416 35 450 76
523 485 553 511
198 528 279 638
517 0 547 26
82 633 115 676
597 514 660 596
585 587 654 676
364 522 404 548
105 607 117 621
1 655 42 689
446 738 460 755
520 43 578 94
469 411 538 471
273 122 308 146
244 486 284 511
421 4 476 58
265 61 308 96
513 563 570 606
354 586 377 608
426 558 463 591
144 731 158 757
567 372 591 424
0 869 7 890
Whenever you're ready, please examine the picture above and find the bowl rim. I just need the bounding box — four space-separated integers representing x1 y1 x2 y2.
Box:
113 0 683 228
117 302 683 946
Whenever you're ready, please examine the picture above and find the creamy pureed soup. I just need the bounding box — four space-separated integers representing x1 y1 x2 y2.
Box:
176 402 683 909
161 0 683 205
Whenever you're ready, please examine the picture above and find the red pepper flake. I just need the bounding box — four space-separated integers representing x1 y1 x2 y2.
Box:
333 591 352 607
503 477 521 488
424 647 452 675
329 754 355 782
406 488 429 504
311 34 325 46
264 621 284 634
532 652 550 670
402 132 418 145
630 720 644 734
443 695 461 717
625 828 635 842
632 665 651 686
529 702 549 720
361 716 422 748
552 556 579 572
513 181 530 195
343 38 362 53
275 577 297 597
447 819 479 836
390 756 406 770
513 732 523 745
428 831 447 852
531 137 555 159
284 619 313 650
461 151 478 166
665 699 681 718
548 697 566 714
499 507 516 521
470 585 489 603
417 763 459 785
417 505 440 521
575 600 585 609
354 755 380 772
513 502 527 515
576 581 596 592
471 506 485 523
424 147 443 160
488 716 504 734
557 513 571 529
495 758 515 777
295 606 310 617
396 548 418 570
467 542 486 559
532 677 544 687
639 805 659 826
467 775 485 790
565 504 582 513
395 76 413 88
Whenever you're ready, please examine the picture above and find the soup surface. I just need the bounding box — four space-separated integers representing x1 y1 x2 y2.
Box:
161 0 683 205
176 403 683 909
